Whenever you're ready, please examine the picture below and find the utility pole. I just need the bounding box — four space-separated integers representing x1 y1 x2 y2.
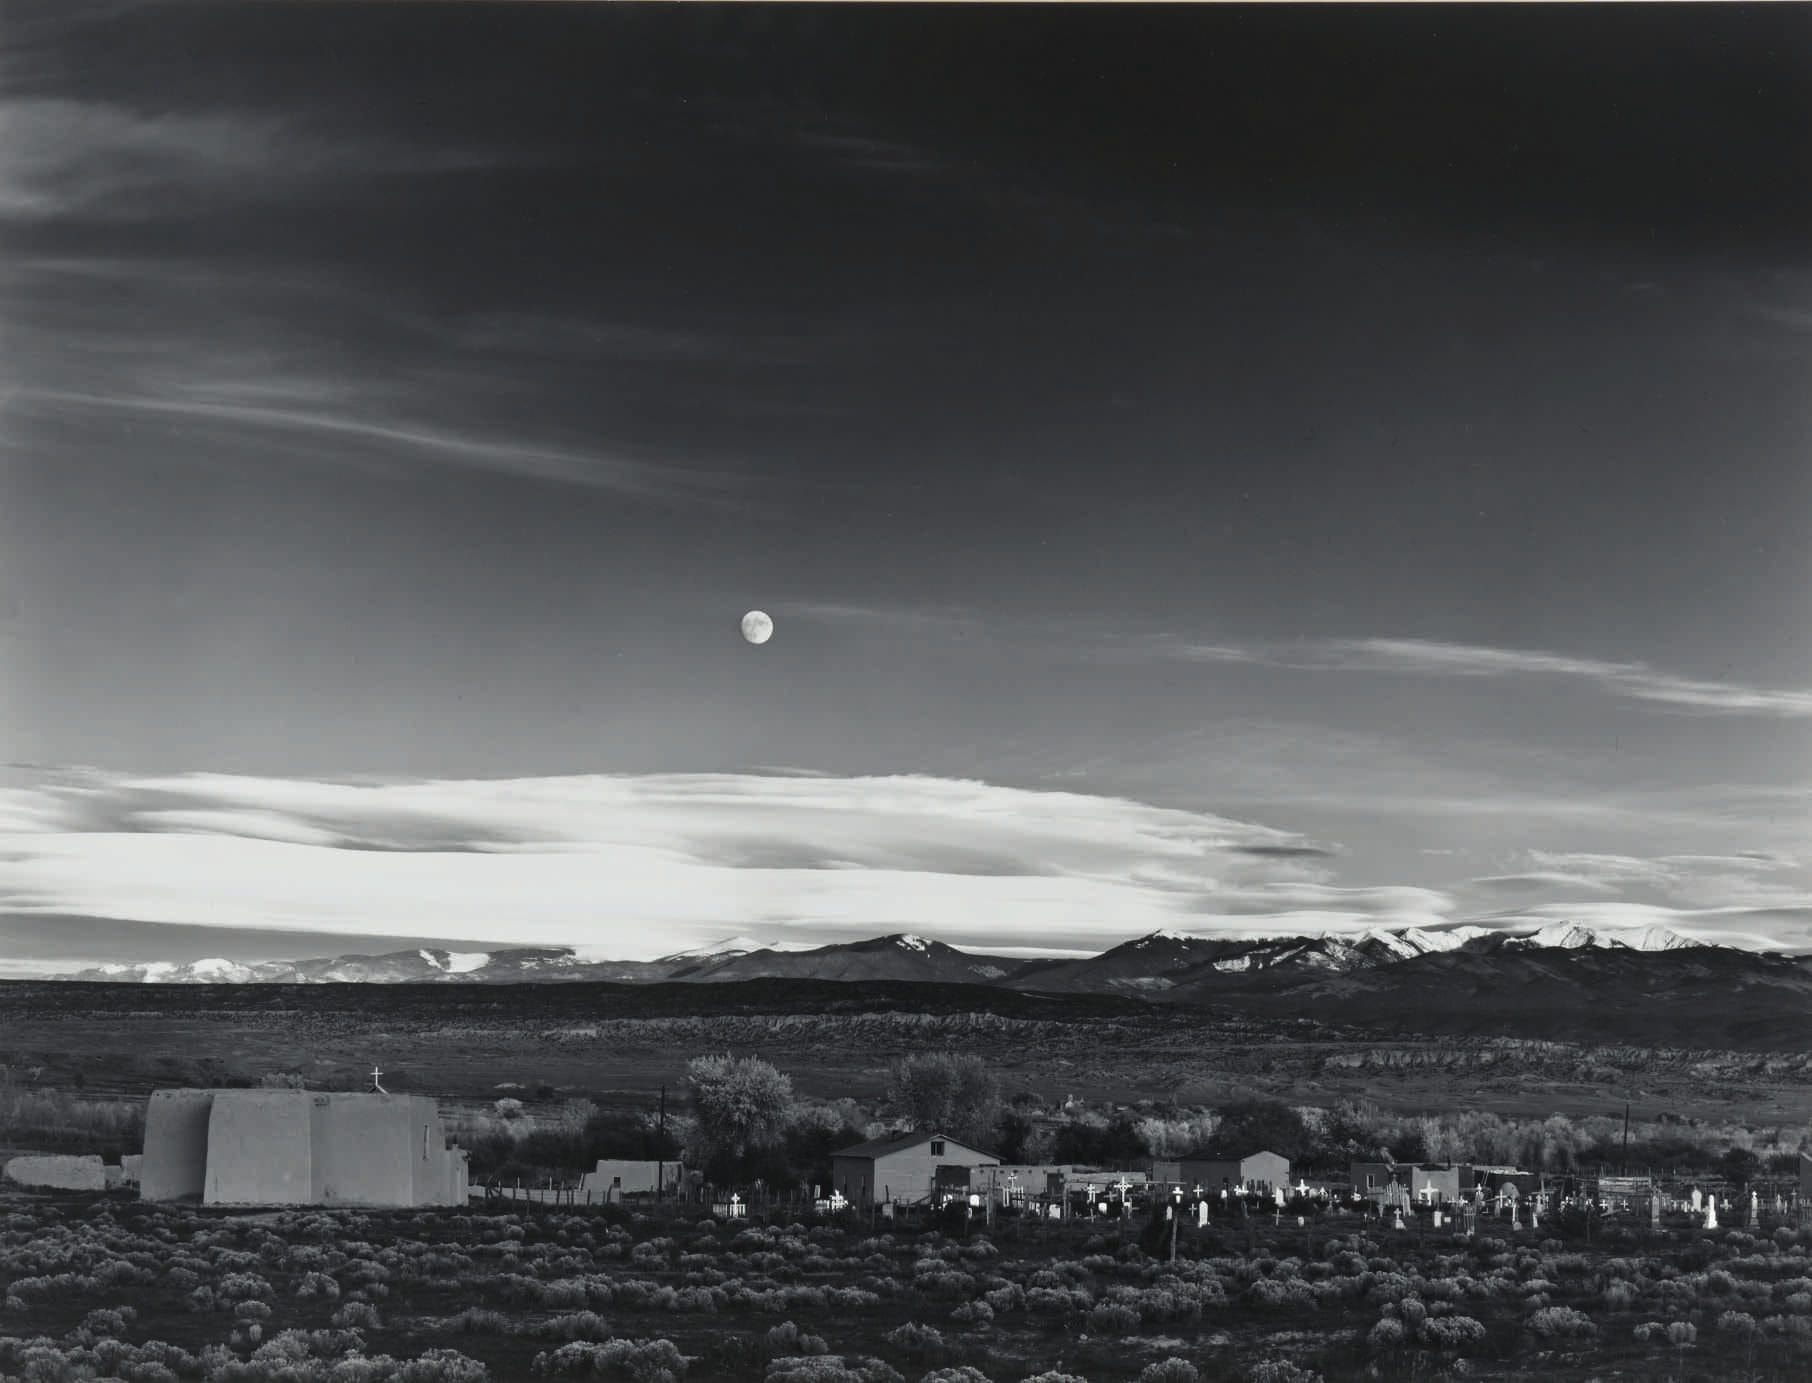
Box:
657 1084 667 1200
1621 1103 1631 1175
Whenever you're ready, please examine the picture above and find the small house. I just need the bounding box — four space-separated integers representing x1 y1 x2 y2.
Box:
831 1130 998 1206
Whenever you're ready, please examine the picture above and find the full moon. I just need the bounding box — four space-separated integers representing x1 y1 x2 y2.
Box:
740 610 774 645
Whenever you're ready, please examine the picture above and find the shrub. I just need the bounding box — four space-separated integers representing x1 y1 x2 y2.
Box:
950 1301 993 1327
767 1359 903 1383
1244 1363 1323 1383
332 1301 383 1330
882 1322 943 1360
216 1272 275 1303
767 1323 829 1357
396 1350 491 1383
1367 1317 1407 1349
1526 1306 1596 1339
539 1312 615 1342
448 1308 511 1334
982 1285 1023 1314
1419 1315 1487 1351
1085 1301 1141 1334
1137 1361 1201 1383
532 1337 689 1382
297 1271 342 1300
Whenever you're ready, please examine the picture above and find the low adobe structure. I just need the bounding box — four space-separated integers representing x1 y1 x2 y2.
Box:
141 1088 468 1207
831 1130 999 1206
3 1154 108 1192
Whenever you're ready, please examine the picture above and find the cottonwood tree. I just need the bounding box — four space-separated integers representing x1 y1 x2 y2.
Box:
886 1052 1001 1146
685 1055 796 1164
1203 1099 1311 1161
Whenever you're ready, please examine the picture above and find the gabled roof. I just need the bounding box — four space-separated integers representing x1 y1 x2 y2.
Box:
833 1130 997 1161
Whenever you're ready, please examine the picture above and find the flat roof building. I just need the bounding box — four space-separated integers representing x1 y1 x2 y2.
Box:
141 1088 468 1208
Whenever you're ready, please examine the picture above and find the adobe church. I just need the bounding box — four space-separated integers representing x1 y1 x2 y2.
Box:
140 1087 469 1207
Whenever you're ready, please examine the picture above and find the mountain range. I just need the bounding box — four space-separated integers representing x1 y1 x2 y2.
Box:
50 921 1709 992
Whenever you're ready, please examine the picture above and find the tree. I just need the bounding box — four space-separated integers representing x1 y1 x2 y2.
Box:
1314 1099 1390 1169
1203 1099 1310 1162
996 1109 1049 1164
1718 1146 1762 1187
1052 1112 1147 1165
685 1055 795 1164
886 1052 1001 1147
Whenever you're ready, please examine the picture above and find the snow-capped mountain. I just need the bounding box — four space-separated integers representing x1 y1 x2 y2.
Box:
73 957 268 984
654 935 821 964
664 933 1021 985
1495 923 1695 953
40 921 1719 987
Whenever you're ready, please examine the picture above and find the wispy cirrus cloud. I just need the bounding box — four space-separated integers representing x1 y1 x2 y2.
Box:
1149 635 1812 717
1472 871 1623 894
0 248 758 503
1468 848 1811 914
780 601 986 636
13 387 747 503
781 611 1812 720
0 95 527 224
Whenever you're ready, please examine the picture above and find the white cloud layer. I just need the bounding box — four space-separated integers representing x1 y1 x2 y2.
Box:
3 769 1805 961
1 769 1423 959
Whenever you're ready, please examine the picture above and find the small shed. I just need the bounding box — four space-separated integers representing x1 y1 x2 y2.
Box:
831 1130 998 1206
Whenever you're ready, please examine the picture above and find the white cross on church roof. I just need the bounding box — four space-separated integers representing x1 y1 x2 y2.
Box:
370 1065 386 1094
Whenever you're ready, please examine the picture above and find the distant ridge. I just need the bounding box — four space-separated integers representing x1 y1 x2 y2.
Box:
44 921 1719 988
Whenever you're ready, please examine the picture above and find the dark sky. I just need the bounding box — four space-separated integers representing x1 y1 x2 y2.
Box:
2 3 1808 966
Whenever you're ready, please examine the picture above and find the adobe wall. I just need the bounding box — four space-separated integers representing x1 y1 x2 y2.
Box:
205 1091 313 1205
407 1100 460 1207
580 1160 684 1197
1243 1152 1290 1192
141 1089 216 1201
313 1095 416 1206
4 1154 107 1192
442 1146 470 1204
